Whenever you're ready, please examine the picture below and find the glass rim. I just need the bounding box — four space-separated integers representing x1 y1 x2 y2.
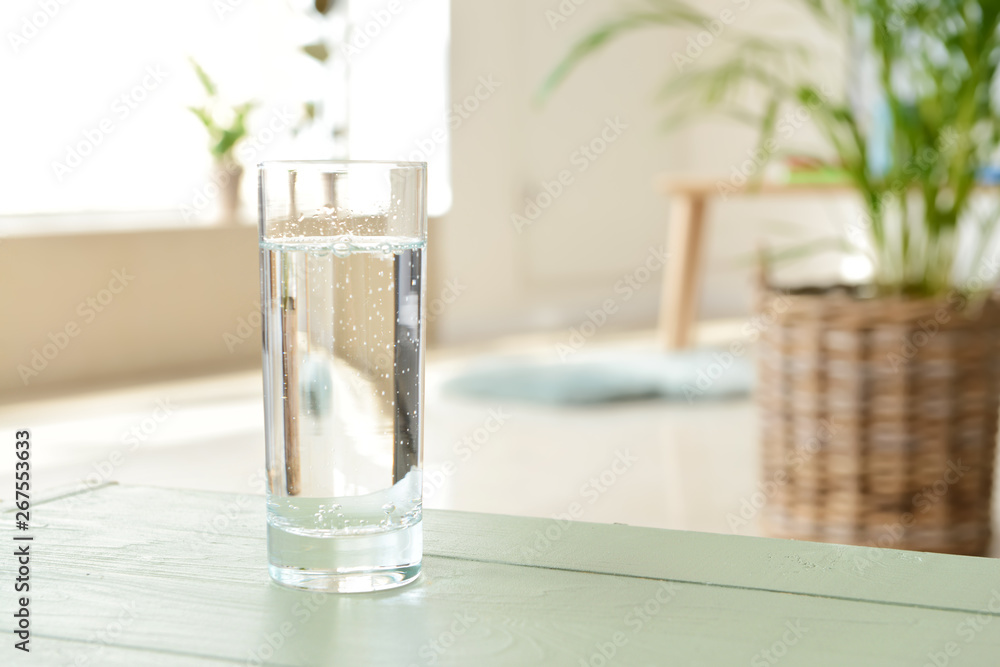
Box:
258 159 426 170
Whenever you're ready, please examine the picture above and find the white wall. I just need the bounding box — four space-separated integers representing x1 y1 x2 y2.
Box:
433 0 853 345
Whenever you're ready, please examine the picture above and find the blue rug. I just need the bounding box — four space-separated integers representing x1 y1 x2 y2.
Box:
442 347 754 405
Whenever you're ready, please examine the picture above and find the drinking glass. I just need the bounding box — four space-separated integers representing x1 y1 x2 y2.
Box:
259 160 426 592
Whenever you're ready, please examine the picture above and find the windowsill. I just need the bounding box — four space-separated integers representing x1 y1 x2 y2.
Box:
0 211 256 238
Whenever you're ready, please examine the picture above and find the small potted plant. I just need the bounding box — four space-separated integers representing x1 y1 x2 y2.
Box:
543 1 1000 554
188 59 257 223
293 0 350 157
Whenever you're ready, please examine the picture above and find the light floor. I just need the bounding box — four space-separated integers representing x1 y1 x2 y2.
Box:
2 329 996 555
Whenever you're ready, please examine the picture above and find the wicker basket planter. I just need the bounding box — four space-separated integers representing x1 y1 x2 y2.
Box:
757 285 1000 555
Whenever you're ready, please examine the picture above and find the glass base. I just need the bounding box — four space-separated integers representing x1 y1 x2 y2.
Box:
267 519 422 593
268 563 421 593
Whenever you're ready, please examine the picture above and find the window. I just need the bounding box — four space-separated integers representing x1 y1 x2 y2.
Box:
0 0 449 226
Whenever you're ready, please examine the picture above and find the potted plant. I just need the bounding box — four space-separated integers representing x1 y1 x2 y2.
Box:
293 0 350 158
543 1 1000 554
188 59 257 223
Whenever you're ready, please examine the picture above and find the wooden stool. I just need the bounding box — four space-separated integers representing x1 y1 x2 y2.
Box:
655 177 856 349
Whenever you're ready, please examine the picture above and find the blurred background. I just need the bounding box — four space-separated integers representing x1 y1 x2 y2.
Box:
1 0 995 552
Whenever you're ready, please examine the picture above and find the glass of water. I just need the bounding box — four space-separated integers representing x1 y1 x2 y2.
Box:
258 160 426 592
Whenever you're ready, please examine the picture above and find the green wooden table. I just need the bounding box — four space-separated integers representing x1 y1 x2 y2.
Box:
3 483 1000 666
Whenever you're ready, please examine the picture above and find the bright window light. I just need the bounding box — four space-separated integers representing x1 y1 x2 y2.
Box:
0 0 449 223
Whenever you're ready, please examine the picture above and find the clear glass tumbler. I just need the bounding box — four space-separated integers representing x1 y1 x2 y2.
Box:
259 161 426 592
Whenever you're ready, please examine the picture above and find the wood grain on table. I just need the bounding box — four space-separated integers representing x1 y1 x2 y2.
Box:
2 484 999 666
